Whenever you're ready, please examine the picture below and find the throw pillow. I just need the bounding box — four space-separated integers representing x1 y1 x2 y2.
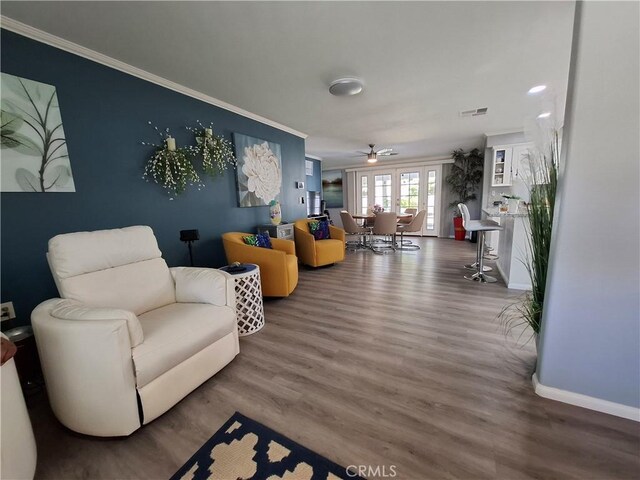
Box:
242 232 273 249
308 220 331 240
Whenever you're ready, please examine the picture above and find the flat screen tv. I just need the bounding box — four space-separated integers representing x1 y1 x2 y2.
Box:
306 191 321 216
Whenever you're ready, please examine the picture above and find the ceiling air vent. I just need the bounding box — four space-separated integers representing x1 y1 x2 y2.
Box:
460 107 488 117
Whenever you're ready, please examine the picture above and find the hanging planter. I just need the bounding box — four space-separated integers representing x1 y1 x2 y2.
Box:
142 123 203 199
186 121 236 179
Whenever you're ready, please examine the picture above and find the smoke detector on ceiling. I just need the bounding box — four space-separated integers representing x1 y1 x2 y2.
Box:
460 107 488 117
329 78 364 96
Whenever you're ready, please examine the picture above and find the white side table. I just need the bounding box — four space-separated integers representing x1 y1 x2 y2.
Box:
219 264 265 336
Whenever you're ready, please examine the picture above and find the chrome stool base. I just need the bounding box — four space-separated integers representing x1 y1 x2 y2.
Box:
464 263 492 272
464 272 498 283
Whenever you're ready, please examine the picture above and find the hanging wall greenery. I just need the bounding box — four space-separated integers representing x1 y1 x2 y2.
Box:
186 121 236 179
142 123 203 199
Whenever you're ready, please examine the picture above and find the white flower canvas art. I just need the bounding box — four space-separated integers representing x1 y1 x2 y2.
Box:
1 73 75 192
234 133 282 207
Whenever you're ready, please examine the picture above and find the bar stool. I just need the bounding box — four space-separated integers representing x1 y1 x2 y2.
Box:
458 203 503 283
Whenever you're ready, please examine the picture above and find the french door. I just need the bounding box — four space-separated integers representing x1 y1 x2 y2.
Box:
357 164 442 236
358 172 395 214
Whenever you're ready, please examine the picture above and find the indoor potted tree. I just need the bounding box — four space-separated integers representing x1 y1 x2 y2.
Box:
445 148 484 240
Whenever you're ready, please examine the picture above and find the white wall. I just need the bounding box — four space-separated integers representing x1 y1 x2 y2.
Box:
536 1 640 410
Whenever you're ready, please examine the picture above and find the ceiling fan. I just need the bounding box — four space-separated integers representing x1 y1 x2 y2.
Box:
356 144 398 163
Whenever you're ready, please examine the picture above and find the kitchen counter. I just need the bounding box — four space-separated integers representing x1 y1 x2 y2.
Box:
482 207 528 217
482 207 531 290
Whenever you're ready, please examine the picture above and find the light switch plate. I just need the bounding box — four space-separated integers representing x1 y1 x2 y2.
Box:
1 302 16 321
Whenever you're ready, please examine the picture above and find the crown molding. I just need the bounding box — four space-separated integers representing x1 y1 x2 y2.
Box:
483 129 524 138
333 154 451 172
0 16 308 139
341 156 453 172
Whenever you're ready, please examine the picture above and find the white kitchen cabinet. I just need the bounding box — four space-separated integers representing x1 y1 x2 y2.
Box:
491 147 513 186
510 143 535 201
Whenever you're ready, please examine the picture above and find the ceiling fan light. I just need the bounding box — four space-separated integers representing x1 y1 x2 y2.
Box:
367 153 377 163
329 78 364 96
528 85 547 94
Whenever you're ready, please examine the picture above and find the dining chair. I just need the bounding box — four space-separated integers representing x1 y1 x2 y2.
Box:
398 208 417 224
371 212 399 254
363 214 375 229
396 209 427 250
340 211 372 250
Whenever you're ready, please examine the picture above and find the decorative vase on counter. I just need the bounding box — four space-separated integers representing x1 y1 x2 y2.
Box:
269 200 282 225
508 198 519 213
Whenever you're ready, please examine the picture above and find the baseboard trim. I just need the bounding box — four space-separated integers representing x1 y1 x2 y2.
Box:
532 373 640 421
0 16 307 139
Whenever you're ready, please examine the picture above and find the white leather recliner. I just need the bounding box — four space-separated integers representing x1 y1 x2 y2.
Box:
31 226 239 437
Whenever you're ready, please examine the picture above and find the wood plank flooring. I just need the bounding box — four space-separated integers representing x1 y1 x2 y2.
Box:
28 238 639 479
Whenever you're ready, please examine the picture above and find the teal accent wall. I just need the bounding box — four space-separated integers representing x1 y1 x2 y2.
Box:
305 158 322 193
0 29 306 326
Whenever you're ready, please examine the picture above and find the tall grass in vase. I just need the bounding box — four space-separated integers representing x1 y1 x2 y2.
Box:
499 130 560 344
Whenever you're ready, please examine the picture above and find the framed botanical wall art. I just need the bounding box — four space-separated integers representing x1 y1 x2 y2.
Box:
1 73 76 192
322 170 343 208
233 133 282 207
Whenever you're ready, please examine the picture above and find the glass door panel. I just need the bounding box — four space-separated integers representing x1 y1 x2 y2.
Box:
399 170 421 213
374 173 394 212
423 165 442 236
426 170 436 230
360 175 369 214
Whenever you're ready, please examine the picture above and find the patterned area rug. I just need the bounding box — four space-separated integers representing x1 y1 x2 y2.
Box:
171 412 364 480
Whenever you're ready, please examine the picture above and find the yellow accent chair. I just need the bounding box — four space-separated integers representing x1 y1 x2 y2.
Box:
222 233 298 297
293 219 346 267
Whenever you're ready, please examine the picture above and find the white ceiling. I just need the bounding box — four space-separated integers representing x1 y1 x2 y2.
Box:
2 1 575 169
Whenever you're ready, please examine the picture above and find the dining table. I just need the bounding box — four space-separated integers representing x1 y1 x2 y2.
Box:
352 213 413 221
349 212 413 251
